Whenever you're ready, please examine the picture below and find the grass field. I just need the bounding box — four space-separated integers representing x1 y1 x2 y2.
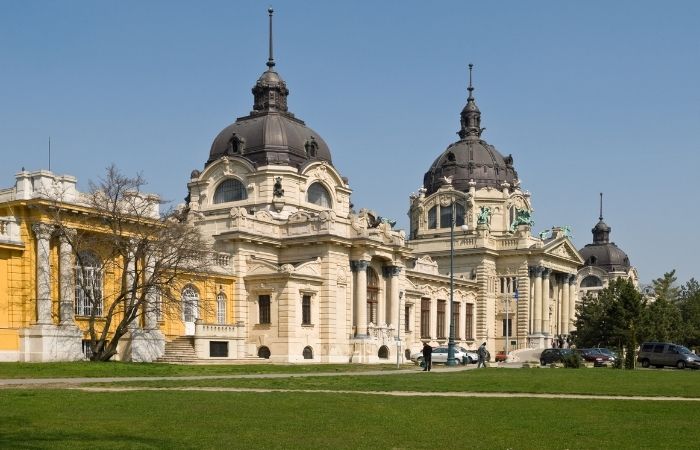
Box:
99 367 700 398
2 364 700 449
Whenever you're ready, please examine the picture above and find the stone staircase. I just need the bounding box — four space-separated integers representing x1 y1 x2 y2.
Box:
155 336 198 364
155 336 269 364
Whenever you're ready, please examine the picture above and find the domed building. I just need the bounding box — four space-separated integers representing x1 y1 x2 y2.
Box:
577 194 638 298
407 66 584 352
178 11 585 362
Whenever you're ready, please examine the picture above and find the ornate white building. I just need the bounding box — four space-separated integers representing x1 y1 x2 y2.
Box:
183 11 584 362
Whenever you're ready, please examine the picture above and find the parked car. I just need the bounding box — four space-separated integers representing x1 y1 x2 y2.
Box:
576 348 615 367
637 342 700 369
411 346 475 365
540 348 573 366
595 348 618 360
495 351 508 362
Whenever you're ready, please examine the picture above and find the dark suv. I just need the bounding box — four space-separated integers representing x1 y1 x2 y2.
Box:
540 348 573 366
637 342 700 369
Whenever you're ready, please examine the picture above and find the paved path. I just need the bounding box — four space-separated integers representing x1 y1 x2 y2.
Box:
1 367 698 402
69 386 700 402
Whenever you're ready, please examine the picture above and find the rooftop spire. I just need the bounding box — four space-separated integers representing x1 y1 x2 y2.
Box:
251 7 289 113
592 192 611 244
458 63 483 139
267 7 275 69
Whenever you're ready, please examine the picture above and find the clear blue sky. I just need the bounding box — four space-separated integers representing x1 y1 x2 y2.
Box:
2 1 699 285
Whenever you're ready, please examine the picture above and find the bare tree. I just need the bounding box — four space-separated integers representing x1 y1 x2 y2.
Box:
45 165 214 361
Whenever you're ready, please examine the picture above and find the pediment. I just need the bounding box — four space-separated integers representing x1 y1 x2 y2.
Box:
543 238 584 264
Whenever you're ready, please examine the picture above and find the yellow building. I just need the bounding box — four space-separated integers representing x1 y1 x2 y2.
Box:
0 169 236 362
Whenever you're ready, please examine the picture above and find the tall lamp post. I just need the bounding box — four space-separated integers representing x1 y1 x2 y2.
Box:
447 198 468 366
396 290 404 369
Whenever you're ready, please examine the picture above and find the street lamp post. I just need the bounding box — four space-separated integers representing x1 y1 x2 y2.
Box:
446 199 468 366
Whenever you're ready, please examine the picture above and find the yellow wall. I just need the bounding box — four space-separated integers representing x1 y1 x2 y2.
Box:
0 200 236 355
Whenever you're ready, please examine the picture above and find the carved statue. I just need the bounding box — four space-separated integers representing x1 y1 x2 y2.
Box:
273 177 284 198
538 229 550 240
562 225 573 238
477 206 492 225
509 208 534 232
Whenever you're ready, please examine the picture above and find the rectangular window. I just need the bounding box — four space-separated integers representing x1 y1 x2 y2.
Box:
420 298 430 338
440 205 452 228
209 341 229 357
428 207 437 229
465 303 474 340
404 304 410 332
502 318 512 337
437 300 446 339
452 301 460 340
259 295 271 324
302 295 311 325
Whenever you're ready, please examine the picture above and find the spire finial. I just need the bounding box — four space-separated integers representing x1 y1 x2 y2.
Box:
468 63 474 99
599 192 603 221
267 7 275 69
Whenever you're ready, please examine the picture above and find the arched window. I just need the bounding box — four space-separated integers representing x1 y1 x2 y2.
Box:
216 292 227 325
307 182 332 208
75 250 103 316
378 345 389 359
258 346 271 359
303 346 313 359
213 179 247 204
182 285 199 323
581 276 603 288
428 206 437 229
367 267 379 325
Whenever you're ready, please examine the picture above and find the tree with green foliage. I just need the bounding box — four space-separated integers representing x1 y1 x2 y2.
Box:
572 278 645 369
679 278 700 347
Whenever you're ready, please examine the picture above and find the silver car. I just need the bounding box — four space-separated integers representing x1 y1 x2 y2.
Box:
637 342 700 369
411 346 477 365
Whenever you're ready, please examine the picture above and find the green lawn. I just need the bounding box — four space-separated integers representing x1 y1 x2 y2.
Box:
1 389 698 449
99 367 700 398
0 361 402 378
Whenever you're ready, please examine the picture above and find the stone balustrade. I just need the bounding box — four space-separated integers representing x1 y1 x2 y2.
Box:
0 217 23 246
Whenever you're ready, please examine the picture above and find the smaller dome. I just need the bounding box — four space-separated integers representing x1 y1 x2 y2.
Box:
578 243 631 273
423 138 518 194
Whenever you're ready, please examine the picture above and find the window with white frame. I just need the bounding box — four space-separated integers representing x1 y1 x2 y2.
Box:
182 285 199 322
302 294 311 325
259 295 271 324
75 250 103 316
216 292 227 324
153 288 163 322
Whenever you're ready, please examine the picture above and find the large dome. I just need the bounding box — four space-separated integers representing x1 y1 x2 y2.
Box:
422 70 518 195
208 110 332 168
206 36 332 169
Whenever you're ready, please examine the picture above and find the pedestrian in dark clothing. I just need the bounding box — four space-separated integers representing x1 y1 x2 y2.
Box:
422 342 433 371
477 342 488 368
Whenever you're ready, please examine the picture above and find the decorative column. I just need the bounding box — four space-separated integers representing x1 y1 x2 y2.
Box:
561 274 571 335
541 268 551 335
350 260 369 337
568 275 577 333
32 223 54 324
58 228 76 324
144 257 158 330
382 265 401 329
530 266 543 334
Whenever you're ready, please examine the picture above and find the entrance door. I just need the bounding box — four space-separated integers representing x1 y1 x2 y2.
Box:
182 286 199 336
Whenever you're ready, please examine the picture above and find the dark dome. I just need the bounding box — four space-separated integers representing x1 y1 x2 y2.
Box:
423 137 518 194
422 69 518 195
578 242 631 273
207 62 332 169
207 112 332 168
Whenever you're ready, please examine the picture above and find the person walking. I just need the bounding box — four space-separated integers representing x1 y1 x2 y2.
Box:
422 342 433 371
477 342 488 368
